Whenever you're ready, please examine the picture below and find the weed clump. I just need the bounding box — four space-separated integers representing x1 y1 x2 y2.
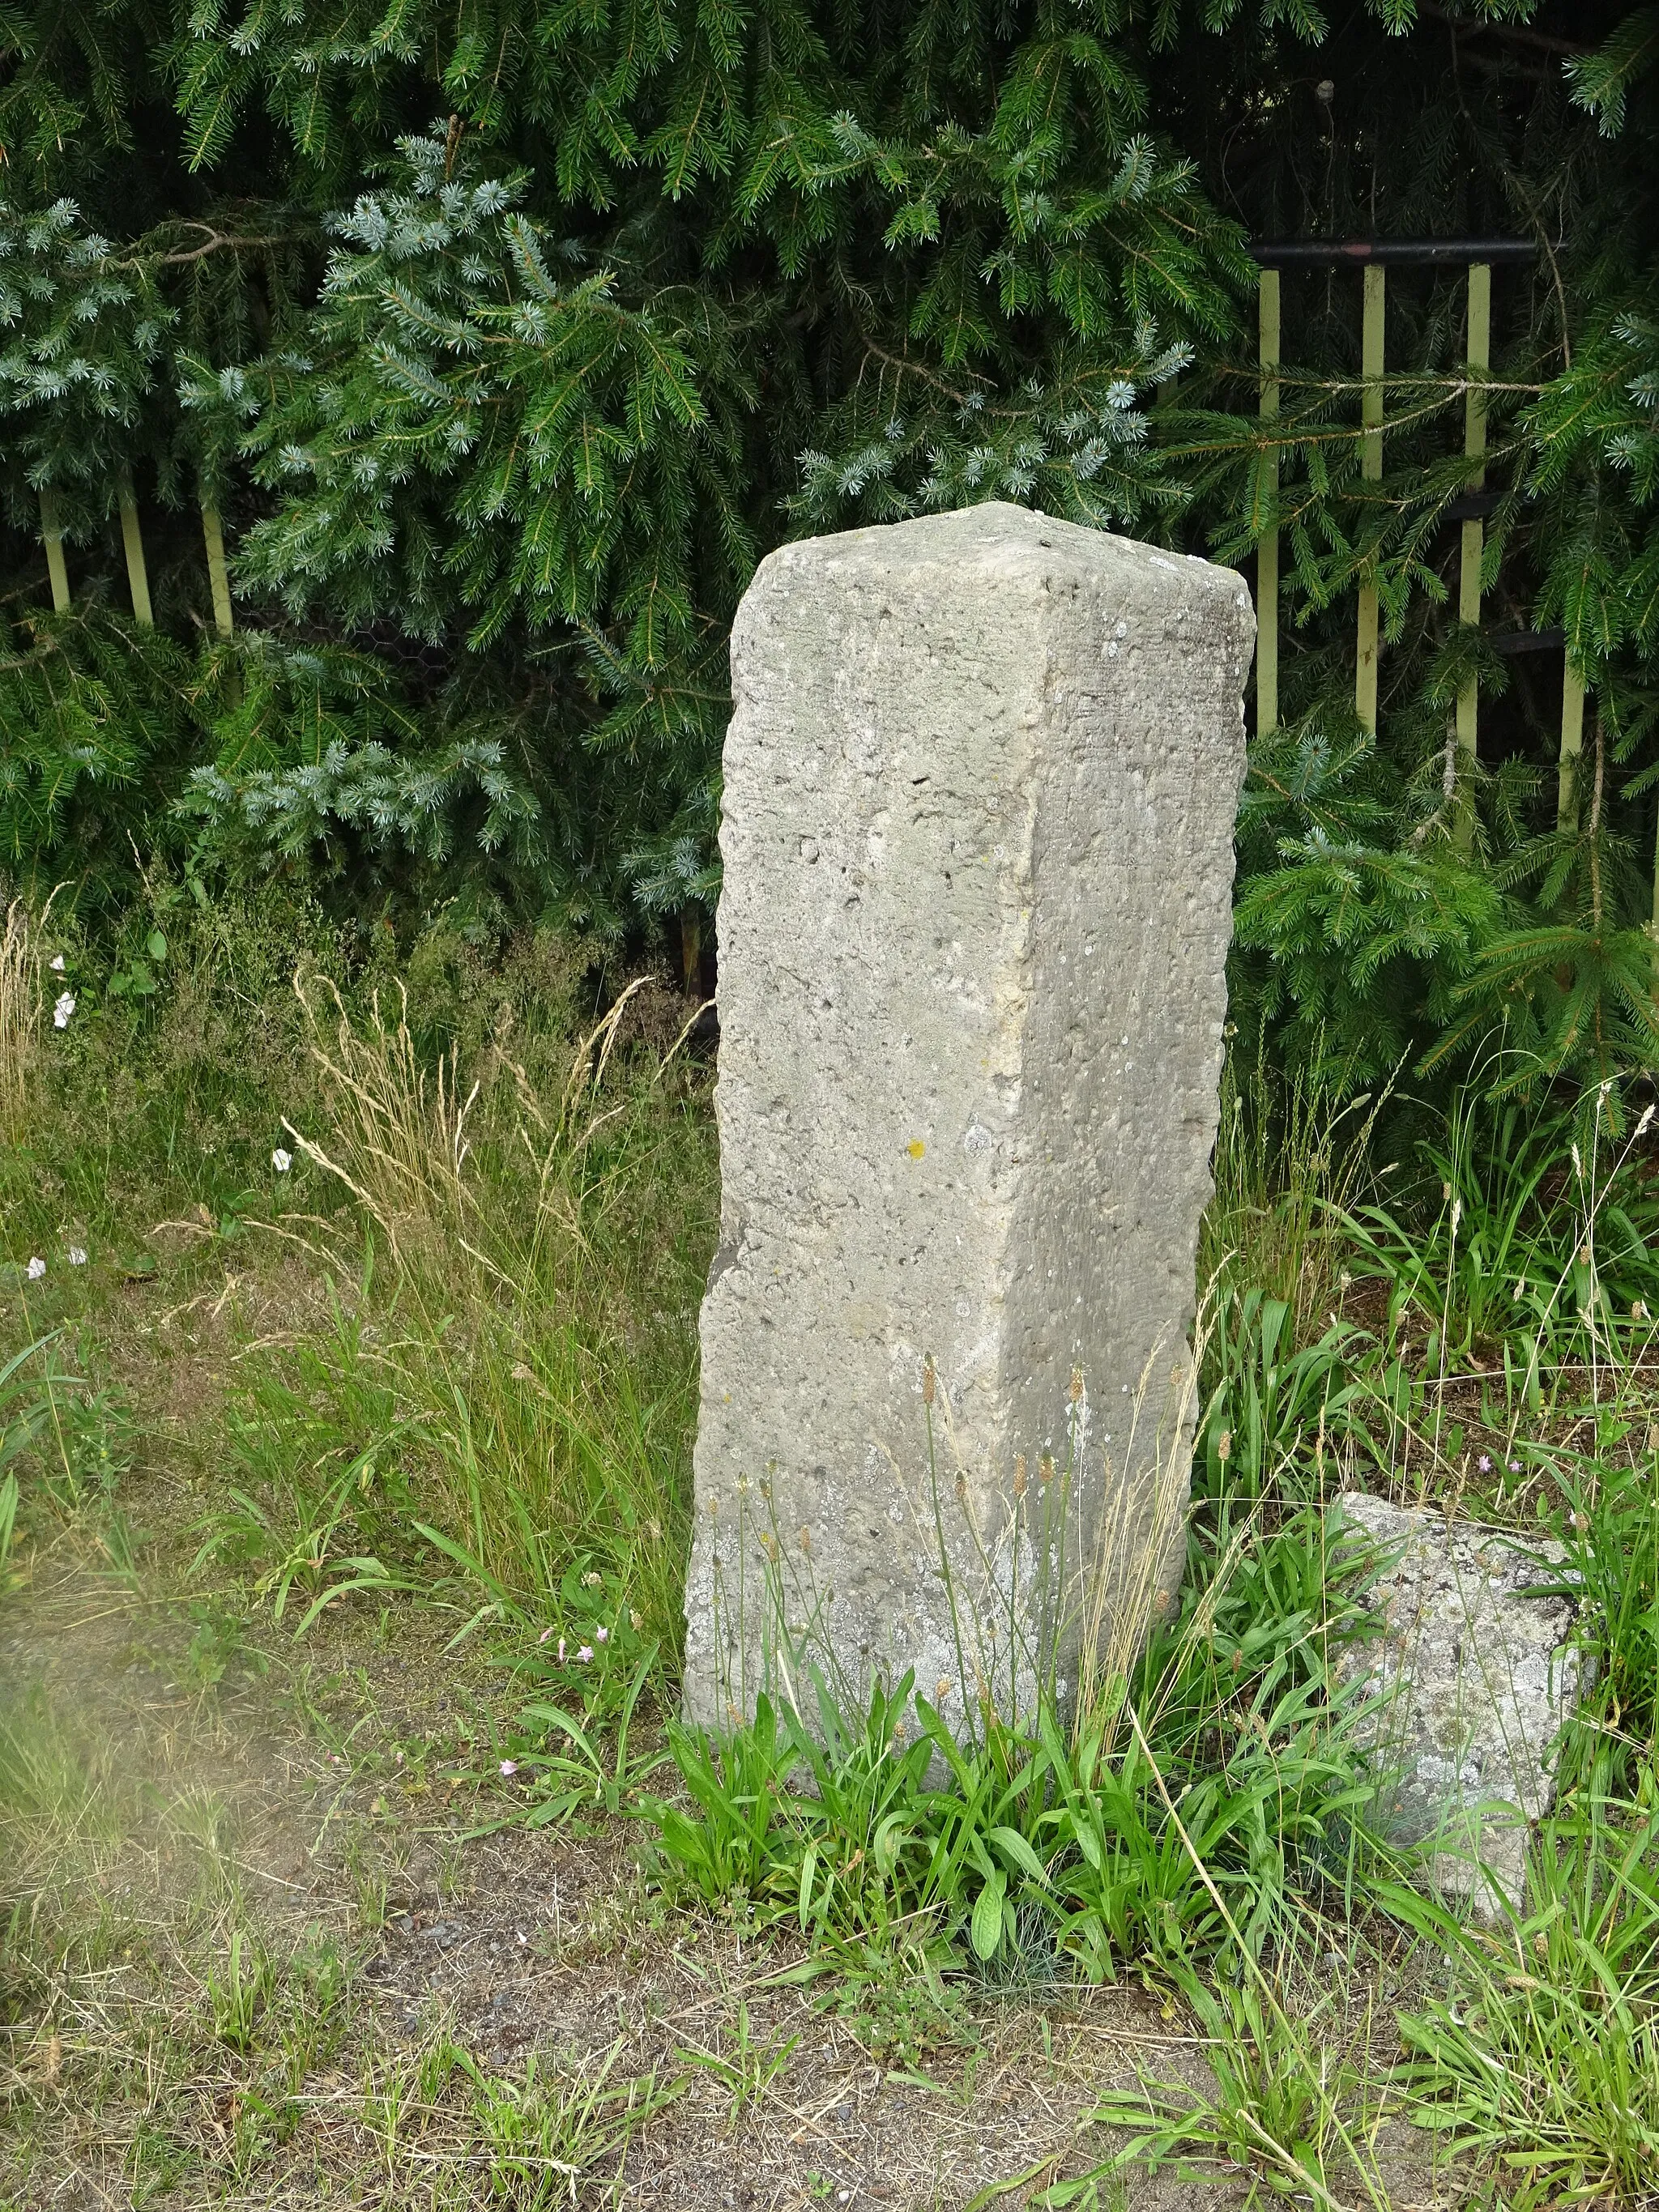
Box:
645 1490 1386 1988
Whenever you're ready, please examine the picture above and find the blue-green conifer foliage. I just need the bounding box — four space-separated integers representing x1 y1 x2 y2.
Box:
0 1 1655 1087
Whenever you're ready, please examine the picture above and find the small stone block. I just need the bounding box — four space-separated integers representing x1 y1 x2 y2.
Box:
684 504 1253 1732
1336 1490 1586 1908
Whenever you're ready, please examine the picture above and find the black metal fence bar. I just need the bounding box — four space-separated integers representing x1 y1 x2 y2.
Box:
1252 239 1542 267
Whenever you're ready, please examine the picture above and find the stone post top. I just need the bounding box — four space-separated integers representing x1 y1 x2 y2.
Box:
687 494 1253 1737
743 500 1256 636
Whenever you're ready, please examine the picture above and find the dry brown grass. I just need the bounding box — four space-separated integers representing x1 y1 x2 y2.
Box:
0 897 43 1146
285 974 480 1261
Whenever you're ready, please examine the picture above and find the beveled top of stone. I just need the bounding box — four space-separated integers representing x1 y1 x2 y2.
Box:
742 499 1255 632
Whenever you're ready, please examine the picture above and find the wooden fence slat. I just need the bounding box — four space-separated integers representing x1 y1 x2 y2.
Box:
1355 266 1384 732
1454 263 1491 849
1257 268 1281 737
38 490 70 612
119 476 154 628
1558 658 1585 831
202 502 234 637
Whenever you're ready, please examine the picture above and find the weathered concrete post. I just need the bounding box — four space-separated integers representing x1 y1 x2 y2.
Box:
684 502 1253 1735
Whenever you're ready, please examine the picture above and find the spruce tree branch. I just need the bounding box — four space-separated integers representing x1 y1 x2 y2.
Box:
103 219 307 272
1207 367 1546 402
1419 2 1587 59
155 230 292 266
1171 391 1530 462
851 329 996 416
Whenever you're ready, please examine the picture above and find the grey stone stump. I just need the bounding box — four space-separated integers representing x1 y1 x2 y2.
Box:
1336 1492 1587 1909
684 502 1254 1736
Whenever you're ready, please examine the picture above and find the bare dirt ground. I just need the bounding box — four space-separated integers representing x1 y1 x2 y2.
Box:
0 1242 1469 2210
0 1518 1461 2212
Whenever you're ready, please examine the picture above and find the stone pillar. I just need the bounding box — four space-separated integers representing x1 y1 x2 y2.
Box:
684 502 1253 1737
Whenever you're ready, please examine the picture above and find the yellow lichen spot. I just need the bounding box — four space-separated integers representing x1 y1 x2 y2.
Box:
907 1138 926 1159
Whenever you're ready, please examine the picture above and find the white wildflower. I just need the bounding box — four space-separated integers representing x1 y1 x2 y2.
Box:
499 1758 518 1778
53 991 75 1028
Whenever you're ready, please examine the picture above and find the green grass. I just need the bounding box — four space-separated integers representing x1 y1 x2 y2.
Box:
1080 1969 1393 2208
6 884 1659 2207
1391 1796 1659 2208
644 1563 1381 1988
8 889 717 1655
